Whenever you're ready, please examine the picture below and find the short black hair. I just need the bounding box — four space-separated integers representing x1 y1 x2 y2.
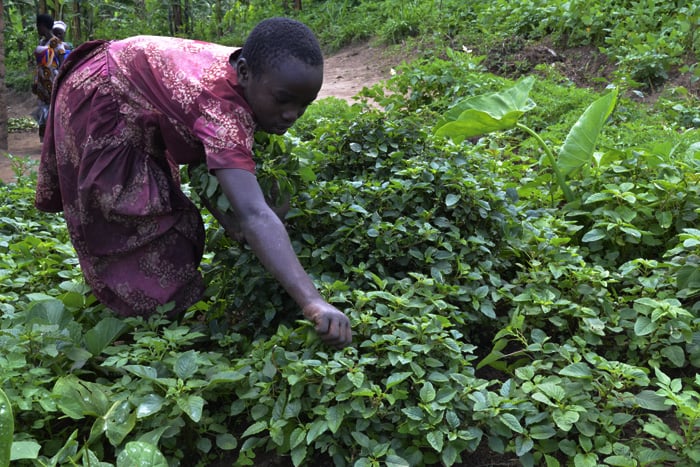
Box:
241 17 323 76
36 13 54 29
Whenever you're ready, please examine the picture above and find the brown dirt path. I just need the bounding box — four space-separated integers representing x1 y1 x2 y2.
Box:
0 42 401 183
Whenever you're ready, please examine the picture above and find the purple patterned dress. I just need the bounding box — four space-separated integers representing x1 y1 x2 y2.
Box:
35 36 258 317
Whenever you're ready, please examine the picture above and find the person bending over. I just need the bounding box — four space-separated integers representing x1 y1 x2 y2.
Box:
35 17 352 347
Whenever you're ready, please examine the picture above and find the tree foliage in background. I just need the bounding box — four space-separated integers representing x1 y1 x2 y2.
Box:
2 0 699 91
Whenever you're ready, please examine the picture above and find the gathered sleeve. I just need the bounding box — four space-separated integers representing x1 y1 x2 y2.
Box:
107 36 258 173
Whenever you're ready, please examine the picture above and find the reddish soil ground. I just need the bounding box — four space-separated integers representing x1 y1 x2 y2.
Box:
0 42 402 183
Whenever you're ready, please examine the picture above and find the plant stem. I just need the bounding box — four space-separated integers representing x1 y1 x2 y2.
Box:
516 122 575 203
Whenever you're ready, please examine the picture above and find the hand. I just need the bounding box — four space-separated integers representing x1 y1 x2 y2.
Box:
303 301 352 348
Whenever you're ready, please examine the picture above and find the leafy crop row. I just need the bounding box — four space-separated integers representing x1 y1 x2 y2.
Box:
1 46 699 467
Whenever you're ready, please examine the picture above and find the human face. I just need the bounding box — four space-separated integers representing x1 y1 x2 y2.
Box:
237 57 323 135
37 23 52 39
53 28 65 41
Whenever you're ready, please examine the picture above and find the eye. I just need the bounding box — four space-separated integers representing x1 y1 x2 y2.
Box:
273 94 291 105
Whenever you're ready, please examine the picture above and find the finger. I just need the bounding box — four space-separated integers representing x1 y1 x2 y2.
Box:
341 321 352 345
327 318 353 347
315 315 330 335
327 316 341 340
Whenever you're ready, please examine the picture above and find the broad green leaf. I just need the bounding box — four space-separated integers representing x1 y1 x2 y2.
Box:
305 419 328 444
81 449 111 467
537 382 566 402
558 89 618 177
0 389 13 467
420 382 436 403
426 430 444 452
532 392 556 407
573 452 598 467
499 413 523 433
351 431 371 448
137 426 169 447
441 445 458 467
208 370 247 384
10 441 41 461
289 428 306 449
529 424 557 440
177 395 204 422
386 454 411 467
655 210 673 229
633 317 655 336
123 365 159 381
677 264 700 290
135 394 164 419
402 406 424 420
241 421 267 438
582 228 606 242
559 362 592 379
476 349 505 370
174 351 199 380
116 441 168 467
603 455 637 466
326 405 344 434
445 193 461 207
553 409 579 431
347 371 365 388
386 371 413 389
84 317 128 356
515 435 534 456
435 76 536 142
660 345 685 367
53 376 110 419
291 445 307 467
103 400 137 445
634 390 669 411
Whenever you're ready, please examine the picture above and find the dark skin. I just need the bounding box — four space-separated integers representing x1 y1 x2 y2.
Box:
212 55 353 348
52 28 65 41
37 22 53 40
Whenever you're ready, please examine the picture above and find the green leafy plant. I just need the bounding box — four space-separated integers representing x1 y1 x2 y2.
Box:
434 76 618 202
0 388 13 467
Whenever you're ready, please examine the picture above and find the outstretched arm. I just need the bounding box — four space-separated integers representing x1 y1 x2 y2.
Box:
214 167 352 347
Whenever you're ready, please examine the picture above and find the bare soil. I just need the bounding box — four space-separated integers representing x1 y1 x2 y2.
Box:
1 42 401 183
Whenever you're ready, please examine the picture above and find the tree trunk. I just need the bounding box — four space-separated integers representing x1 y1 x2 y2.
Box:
170 1 183 35
214 0 223 36
0 0 8 151
184 0 191 34
72 0 82 44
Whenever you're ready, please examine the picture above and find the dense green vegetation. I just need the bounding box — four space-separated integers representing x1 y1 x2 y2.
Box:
3 0 699 90
2 1 700 466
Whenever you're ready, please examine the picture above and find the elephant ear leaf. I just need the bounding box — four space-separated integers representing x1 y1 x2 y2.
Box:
558 88 618 177
435 76 536 143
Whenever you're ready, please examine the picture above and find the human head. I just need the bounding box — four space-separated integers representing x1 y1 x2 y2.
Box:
52 20 67 40
36 13 54 39
236 18 324 135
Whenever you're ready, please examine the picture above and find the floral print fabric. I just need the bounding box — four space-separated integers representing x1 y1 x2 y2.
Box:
35 36 258 317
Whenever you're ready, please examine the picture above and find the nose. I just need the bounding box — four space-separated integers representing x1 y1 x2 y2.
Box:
281 106 304 123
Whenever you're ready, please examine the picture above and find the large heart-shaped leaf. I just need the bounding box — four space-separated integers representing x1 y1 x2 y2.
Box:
435 76 536 142
558 88 618 177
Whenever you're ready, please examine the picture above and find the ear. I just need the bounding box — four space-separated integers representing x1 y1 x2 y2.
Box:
235 57 250 87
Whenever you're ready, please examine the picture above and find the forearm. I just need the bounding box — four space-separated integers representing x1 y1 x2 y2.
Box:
240 209 322 310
